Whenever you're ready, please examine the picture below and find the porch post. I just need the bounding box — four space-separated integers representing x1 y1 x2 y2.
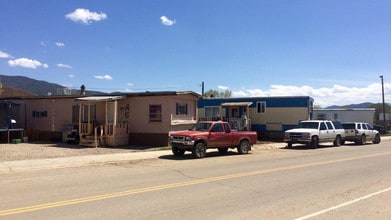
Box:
105 101 108 135
113 100 118 136
78 102 82 136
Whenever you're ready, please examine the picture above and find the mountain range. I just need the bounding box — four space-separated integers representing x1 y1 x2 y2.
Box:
0 74 381 108
0 74 104 96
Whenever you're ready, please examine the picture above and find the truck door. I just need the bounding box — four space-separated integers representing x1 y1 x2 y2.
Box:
208 123 226 147
325 121 336 140
319 122 330 140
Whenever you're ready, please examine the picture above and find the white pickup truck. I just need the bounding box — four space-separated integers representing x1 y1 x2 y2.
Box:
284 120 345 148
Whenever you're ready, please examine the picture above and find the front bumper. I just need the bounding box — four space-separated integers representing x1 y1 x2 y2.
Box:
284 138 312 144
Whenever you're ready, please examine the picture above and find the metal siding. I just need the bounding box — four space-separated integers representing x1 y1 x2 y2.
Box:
198 96 313 108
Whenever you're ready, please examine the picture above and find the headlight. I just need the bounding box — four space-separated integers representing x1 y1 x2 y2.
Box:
184 136 192 141
302 133 310 139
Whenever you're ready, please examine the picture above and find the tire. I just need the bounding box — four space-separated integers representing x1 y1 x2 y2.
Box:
172 147 185 157
237 140 250 154
193 142 207 158
359 135 366 145
373 134 381 144
310 136 318 148
218 147 228 154
333 135 341 146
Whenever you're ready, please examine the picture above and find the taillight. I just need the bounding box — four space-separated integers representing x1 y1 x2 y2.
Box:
355 129 358 135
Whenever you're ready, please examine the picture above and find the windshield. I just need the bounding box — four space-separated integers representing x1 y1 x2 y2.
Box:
191 122 212 131
296 122 319 129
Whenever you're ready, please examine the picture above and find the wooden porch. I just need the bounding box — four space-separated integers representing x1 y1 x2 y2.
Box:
76 96 129 147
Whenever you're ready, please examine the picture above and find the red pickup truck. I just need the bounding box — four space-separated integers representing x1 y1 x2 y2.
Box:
169 121 257 158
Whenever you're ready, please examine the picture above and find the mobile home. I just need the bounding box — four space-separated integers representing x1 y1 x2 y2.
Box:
198 96 314 139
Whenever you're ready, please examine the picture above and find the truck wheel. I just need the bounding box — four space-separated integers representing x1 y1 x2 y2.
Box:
172 147 185 157
359 135 366 145
218 147 228 154
193 142 206 158
333 135 341 146
373 134 381 144
238 140 250 154
311 136 318 148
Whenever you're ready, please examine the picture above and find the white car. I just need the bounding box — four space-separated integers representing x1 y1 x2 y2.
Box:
341 122 381 145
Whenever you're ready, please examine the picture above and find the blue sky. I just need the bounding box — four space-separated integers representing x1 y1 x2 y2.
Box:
1 0 390 107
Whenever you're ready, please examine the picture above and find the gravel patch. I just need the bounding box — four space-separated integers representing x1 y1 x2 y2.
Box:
0 142 166 162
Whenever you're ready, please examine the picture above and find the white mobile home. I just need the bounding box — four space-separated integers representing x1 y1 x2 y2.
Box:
313 108 375 124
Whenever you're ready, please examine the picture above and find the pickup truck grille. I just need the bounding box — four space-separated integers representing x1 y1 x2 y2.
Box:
287 133 304 139
171 136 186 141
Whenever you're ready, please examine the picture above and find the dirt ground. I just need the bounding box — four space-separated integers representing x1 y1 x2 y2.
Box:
0 141 285 162
0 141 168 162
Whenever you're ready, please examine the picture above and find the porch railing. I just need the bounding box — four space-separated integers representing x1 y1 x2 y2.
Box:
80 121 129 147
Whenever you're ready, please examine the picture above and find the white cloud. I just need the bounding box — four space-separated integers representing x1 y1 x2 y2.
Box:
0 51 11 58
232 84 391 107
160 16 176 26
55 42 65 47
94 75 112 80
57 63 72 69
218 85 229 90
66 8 107 24
68 74 74 78
8 58 48 69
127 82 134 86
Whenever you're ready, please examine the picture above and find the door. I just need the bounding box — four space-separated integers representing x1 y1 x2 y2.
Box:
208 123 228 147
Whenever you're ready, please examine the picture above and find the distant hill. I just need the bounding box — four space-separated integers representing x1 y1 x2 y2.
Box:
0 74 105 96
326 102 375 109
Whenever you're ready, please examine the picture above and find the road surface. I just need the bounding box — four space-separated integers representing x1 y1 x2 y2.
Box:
1 142 390 219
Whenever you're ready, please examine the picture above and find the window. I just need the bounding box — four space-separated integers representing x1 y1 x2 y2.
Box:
223 123 231 133
176 103 188 115
32 110 47 118
211 123 223 132
205 106 220 118
81 105 96 123
362 123 368 130
72 105 79 123
257 102 266 113
326 121 333 129
334 113 338 120
317 114 326 120
149 104 162 122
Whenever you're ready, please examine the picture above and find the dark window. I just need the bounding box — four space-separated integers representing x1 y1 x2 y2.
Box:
257 102 266 113
326 122 333 129
149 104 162 122
223 123 231 133
320 123 327 130
72 105 79 123
362 123 368 130
211 123 223 132
176 103 188 115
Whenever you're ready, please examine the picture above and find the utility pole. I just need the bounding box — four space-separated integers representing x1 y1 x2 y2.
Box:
201 81 204 97
380 75 386 132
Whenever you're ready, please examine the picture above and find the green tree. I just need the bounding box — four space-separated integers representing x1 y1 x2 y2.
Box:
203 89 232 98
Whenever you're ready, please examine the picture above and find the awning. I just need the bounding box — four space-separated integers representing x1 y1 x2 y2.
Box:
76 96 126 102
221 102 252 107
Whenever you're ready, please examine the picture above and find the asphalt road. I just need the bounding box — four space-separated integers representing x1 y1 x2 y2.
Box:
1 142 390 219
